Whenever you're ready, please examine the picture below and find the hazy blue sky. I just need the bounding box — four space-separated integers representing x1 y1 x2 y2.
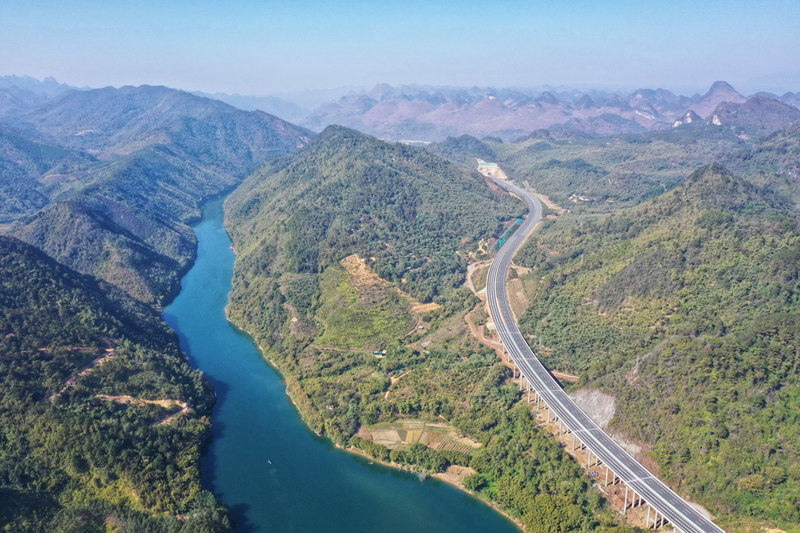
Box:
2 0 799 96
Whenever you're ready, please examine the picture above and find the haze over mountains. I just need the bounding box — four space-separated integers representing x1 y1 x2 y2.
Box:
5 76 800 144
299 81 800 141
0 75 74 116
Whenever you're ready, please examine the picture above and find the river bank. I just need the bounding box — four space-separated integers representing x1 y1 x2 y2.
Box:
165 197 520 532
342 443 526 531
223 305 526 531
246 329 528 531
217 166 615 529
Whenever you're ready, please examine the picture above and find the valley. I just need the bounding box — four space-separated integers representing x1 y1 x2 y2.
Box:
1 74 799 533
161 198 520 532
1 85 310 303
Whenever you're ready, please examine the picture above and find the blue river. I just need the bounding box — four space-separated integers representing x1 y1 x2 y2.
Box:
163 197 518 532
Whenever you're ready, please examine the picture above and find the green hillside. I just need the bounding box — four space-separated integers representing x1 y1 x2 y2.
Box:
490 126 749 211
514 164 800 528
11 147 208 303
0 124 96 222
18 85 308 162
425 134 498 169
222 127 640 531
5 85 311 303
226 125 523 306
724 120 800 212
0 236 229 532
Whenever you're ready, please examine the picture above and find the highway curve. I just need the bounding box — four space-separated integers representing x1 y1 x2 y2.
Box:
486 177 725 533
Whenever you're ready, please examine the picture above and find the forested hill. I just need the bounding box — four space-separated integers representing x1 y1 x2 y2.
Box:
493 125 750 211
225 125 523 305
18 85 307 166
724 120 800 212
3 85 311 303
222 127 620 531
0 236 229 531
424 134 498 168
0 123 95 222
515 163 800 526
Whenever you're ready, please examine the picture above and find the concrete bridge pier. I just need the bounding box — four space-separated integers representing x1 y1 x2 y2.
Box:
571 434 586 452
624 485 629 513
646 506 667 529
634 492 643 508
605 467 619 486
621 483 647 522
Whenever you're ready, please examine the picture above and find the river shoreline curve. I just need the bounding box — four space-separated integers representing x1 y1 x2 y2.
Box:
164 196 520 532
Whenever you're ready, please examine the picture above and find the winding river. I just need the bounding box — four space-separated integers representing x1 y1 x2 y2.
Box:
163 197 518 532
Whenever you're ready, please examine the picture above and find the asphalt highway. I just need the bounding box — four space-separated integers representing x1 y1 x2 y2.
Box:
486 177 725 533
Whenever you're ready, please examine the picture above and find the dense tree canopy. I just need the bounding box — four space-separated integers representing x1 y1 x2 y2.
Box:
514 164 800 526
222 128 630 529
0 236 229 532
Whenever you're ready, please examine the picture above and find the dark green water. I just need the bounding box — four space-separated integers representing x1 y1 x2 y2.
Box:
163 198 518 532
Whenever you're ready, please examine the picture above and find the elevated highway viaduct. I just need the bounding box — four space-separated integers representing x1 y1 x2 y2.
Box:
486 176 725 533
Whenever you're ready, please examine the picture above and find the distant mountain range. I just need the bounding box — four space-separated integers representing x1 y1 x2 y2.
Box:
191 90 307 123
0 75 75 116
0 76 798 304
300 81 800 141
4 76 799 143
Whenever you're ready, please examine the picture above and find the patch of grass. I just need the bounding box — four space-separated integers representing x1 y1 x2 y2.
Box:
471 264 489 292
314 264 415 351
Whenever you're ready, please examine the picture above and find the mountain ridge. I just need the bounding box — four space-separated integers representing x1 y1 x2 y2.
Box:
226 125 522 304
298 81 788 141
3 84 311 303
